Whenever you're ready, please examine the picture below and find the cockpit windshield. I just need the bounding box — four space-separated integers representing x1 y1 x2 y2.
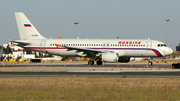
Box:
157 44 167 47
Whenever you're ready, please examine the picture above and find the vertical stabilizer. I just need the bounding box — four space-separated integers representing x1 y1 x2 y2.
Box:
15 12 45 40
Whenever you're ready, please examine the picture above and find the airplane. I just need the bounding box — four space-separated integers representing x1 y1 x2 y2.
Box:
10 12 173 65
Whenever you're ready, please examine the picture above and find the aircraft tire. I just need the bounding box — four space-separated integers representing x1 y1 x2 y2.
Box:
97 60 102 65
88 60 94 65
148 62 153 65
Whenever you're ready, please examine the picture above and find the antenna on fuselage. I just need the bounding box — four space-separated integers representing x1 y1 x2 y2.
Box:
148 37 150 40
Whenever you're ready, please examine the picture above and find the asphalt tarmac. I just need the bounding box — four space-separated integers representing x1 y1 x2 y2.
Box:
0 63 179 77
0 63 172 68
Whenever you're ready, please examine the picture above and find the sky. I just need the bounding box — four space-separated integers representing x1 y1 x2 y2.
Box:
0 0 180 50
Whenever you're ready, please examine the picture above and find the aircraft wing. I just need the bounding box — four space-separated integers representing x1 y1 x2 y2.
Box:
10 40 30 47
64 46 109 56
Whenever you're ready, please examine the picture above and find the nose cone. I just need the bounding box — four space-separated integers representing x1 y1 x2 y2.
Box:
166 47 173 55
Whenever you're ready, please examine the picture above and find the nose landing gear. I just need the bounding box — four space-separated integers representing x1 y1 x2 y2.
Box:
148 57 153 65
148 61 153 65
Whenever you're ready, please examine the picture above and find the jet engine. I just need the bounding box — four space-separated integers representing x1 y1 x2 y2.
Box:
101 52 118 62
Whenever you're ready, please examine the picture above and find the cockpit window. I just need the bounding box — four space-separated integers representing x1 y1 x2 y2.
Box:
158 44 167 47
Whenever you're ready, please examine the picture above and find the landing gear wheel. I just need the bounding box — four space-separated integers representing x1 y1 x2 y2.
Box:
148 62 153 65
148 57 153 66
88 60 94 65
97 60 102 65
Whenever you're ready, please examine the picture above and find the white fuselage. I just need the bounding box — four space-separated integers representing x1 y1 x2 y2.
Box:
12 12 174 65
23 39 173 58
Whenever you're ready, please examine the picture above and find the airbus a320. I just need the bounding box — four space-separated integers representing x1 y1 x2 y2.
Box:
11 12 173 65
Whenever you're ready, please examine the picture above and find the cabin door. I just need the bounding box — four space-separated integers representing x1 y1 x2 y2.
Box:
146 41 152 50
40 40 46 50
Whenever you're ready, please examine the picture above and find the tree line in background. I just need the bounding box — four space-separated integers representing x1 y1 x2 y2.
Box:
0 46 11 54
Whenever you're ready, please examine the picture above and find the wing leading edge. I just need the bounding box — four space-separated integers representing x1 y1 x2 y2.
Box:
63 46 110 56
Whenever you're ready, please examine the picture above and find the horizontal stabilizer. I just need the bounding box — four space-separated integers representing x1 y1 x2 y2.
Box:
10 40 30 47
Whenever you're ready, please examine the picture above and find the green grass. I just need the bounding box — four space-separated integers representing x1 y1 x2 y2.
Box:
1 89 179 101
0 77 180 101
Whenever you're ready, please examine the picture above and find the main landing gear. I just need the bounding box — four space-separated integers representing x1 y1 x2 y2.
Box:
96 60 102 65
88 59 94 65
88 59 102 65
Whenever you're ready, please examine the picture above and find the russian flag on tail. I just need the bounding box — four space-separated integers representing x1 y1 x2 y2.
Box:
24 24 32 27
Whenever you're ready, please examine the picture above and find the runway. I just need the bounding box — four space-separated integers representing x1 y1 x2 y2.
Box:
0 63 172 68
0 71 180 77
0 63 179 77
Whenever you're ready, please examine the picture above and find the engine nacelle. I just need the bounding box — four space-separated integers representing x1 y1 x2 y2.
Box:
118 57 130 62
102 53 118 62
76 52 86 57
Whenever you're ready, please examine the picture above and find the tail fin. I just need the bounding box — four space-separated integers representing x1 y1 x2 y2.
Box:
15 12 46 40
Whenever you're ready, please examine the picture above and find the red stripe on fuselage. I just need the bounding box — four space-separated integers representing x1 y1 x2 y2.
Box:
26 47 162 57
151 49 161 57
